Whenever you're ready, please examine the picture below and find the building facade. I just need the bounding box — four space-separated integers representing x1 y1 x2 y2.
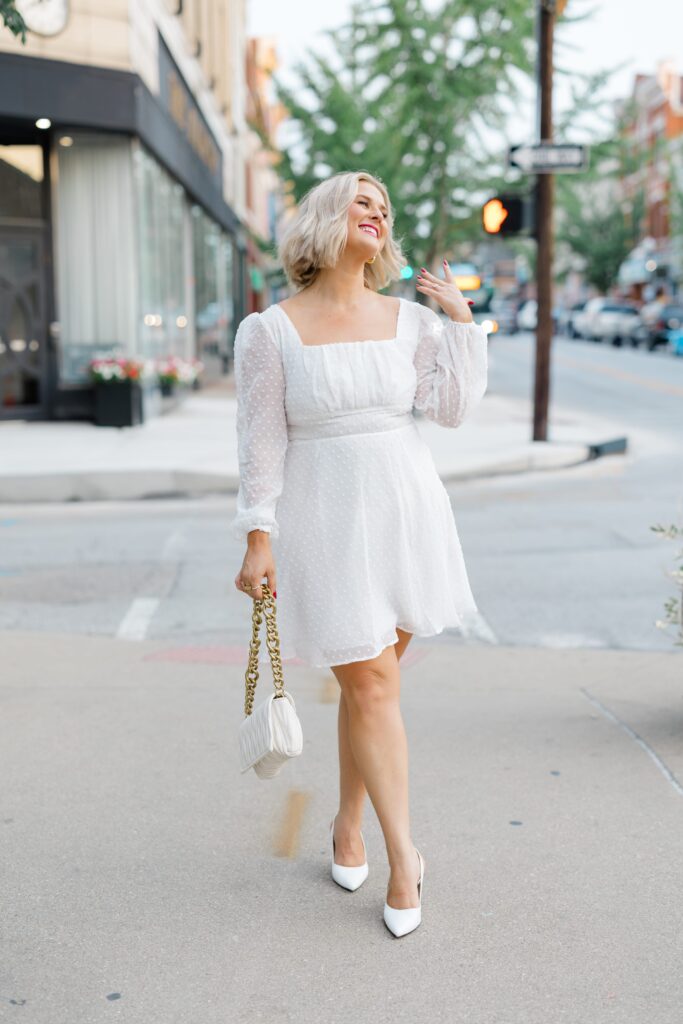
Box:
244 35 291 312
617 60 683 296
0 0 251 421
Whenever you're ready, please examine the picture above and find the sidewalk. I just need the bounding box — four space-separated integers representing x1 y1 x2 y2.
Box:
0 372 618 503
1 630 681 1022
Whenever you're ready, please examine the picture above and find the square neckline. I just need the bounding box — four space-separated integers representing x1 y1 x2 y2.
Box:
273 296 405 348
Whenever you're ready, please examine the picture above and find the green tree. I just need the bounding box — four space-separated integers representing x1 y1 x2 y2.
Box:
556 189 643 293
1 0 27 42
554 92 651 293
263 0 536 277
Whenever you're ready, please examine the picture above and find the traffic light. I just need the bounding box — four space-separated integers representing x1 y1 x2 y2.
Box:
482 194 528 236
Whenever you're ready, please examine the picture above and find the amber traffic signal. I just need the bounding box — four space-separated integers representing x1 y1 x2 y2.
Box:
482 194 527 236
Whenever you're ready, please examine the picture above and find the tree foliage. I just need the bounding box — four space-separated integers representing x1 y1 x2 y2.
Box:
556 188 643 293
264 0 536 275
554 92 649 292
0 0 27 42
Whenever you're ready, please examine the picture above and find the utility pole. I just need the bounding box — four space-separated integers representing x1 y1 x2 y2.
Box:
532 0 556 441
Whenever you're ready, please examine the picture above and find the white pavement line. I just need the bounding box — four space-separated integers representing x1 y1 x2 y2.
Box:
116 598 161 641
540 633 607 649
161 529 186 562
580 687 683 798
467 613 498 645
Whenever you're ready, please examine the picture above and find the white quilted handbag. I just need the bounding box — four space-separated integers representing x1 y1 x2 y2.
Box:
239 582 303 779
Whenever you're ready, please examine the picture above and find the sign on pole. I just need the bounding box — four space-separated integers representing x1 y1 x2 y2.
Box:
508 143 588 174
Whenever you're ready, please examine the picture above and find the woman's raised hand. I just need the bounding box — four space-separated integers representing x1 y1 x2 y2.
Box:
416 260 474 323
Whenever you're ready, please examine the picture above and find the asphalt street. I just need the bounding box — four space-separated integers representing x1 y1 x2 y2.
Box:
1 331 681 653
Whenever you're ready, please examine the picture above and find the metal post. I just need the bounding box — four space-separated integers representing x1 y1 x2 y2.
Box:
533 0 554 442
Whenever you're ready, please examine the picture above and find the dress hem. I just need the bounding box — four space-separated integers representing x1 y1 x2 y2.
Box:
277 612 480 670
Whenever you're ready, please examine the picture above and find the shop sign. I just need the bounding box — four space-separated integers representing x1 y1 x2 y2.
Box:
158 35 222 187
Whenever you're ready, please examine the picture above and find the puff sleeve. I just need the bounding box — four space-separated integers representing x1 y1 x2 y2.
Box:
231 312 289 542
412 304 489 428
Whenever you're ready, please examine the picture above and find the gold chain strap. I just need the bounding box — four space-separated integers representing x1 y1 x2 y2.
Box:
244 582 286 716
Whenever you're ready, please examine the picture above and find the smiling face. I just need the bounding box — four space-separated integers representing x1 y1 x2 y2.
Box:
347 181 389 261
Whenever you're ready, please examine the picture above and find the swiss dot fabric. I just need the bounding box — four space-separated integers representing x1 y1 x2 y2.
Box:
232 296 488 668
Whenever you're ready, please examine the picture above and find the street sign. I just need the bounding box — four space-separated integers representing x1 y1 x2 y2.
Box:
508 143 588 174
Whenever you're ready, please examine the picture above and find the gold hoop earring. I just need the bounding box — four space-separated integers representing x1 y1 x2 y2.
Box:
366 255 377 265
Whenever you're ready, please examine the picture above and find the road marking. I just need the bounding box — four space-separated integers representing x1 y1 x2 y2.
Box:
321 674 340 703
161 529 186 562
556 352 683 397
467 613 498 645
273 789 312 859
580 687 683 797
116 597 160 641
540 633 606 649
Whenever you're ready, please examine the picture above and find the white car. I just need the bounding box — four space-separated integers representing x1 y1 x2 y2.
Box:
591 302 641 346
517 300 537 331
573 297 609 340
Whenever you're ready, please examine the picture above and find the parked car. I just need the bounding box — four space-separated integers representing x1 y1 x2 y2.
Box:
591 302 642 346
637 303 683 351
561 301 587 339
515 300 562 334
517 299 537 331
489 297 519 334
573 297 609 340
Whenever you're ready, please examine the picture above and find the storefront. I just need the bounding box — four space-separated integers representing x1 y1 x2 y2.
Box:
617 238 677 302
0 40 247 421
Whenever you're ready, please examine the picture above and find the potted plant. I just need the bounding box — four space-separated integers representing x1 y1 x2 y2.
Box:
88 357 149 428
187 357 205 391
156 355 182 397
156 355 205 395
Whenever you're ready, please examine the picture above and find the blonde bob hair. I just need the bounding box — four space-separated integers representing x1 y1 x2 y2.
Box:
278 170 406 292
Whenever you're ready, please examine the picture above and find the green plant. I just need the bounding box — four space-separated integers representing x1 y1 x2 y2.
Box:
261 0 536 275
1 0 27 42
650 520 683 647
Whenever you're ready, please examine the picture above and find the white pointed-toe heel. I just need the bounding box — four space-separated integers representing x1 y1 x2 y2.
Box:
330 817 369 891
383 847 424 937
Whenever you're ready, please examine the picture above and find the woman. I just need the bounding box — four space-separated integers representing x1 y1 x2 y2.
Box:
232 170 488 938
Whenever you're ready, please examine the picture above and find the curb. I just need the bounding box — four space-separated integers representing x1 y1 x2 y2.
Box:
0 443 597 503
440 442 592 483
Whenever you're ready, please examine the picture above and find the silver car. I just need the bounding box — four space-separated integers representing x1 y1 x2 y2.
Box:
573 296 609 340
591 302 641 347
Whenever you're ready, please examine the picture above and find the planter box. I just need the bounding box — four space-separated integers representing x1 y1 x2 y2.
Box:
94 379 144 428
159 379 177 397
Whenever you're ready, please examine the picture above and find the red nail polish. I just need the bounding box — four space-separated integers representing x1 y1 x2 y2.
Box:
467 300 474 306
273 590 277 598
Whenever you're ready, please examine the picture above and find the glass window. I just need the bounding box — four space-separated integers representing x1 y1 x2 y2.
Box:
221 232 236 361
191 206 236 374
55 133 137 382
134 145 192 363
0 234 45 410
0 145 44 221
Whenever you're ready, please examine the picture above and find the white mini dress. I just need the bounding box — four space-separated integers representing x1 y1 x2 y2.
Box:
232 296 488 668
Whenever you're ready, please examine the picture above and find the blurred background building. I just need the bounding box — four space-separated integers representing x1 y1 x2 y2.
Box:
0 0 285 422
244 35 290 311
617 60 683 298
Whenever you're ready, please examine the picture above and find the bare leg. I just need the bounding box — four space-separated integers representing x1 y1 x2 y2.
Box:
331 630 422 910
333 628 413 867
